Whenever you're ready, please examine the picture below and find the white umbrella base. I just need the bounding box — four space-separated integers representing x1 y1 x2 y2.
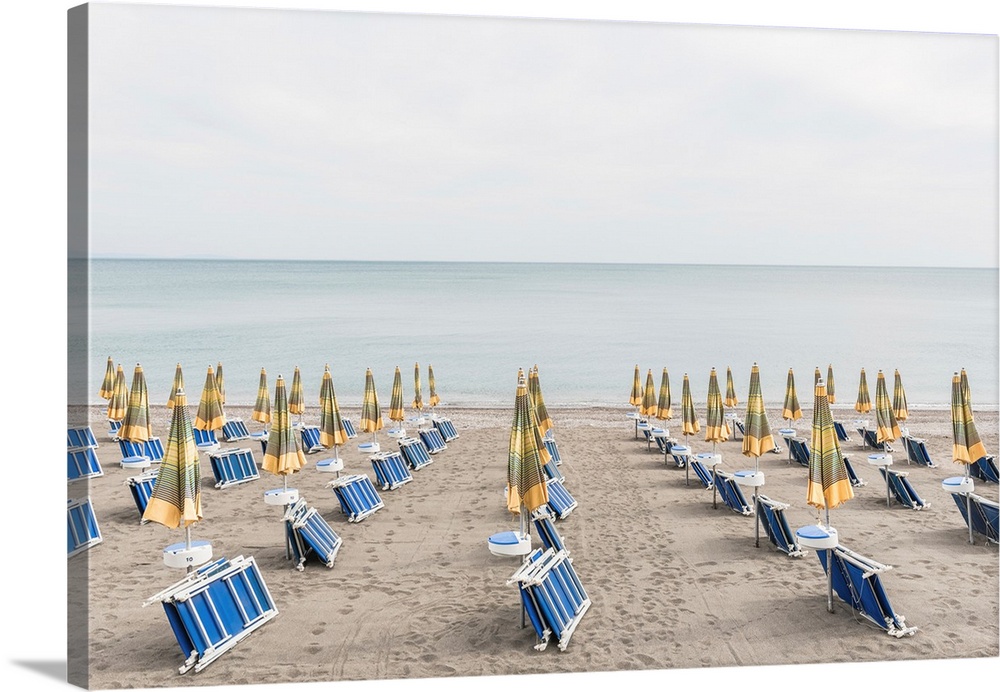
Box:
264 488 299 506
488 531 532 557
163 540 213 569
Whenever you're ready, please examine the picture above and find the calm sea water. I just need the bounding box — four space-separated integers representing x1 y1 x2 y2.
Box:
79 259 998 410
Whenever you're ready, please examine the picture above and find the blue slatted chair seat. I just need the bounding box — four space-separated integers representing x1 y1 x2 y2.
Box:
125 470 158 521
398 437 433 470
283 498 343 570
418 428 447 454
68 446 104 482
756 495 802 557
542 437 562 466
208 448 260 489
949 492 999 544
299 426 324 453
714 470 754 516
433 418 459 441
545 478 577 519
341 419 358 439
326 474 384 522
222 418 251 442
68 497 102 557
370 451 413 490
817 545 916 637
68 426 98 449
507 548 590 652
879 467 929 510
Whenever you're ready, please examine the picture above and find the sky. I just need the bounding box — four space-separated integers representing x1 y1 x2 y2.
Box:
83 1 998 267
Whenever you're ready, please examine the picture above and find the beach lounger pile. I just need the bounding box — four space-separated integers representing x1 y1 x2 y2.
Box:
125 469 159 522
398 437 433 470
714 470 754 516
817 544 917 637
208 447 260 489
507 547 591 651
68 445 104 482
221 418 251 442
545 477 577 519
901 436 937 467
433 417 459 442
143 555 279 673
67 497 103 557
299 425 324 454
878 467 929 510
418 427 447 454
326 473 385 522
756 495 802 557
370 451 414 490
948 492 999 544
282 498 344 570
119 437 165 465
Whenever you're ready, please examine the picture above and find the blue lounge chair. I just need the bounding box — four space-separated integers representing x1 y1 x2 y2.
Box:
816 544 917 637
67 497 102 558
901 436 937 467
370 451 413 490
326 474 385 522
858 427 893 453
713 470 754 516
542 456 565 483
689 457 715 489
398 437 433 470
125 470 158 522
531 507 567 553
833 421 851 442
878 467 929 510
433 417 459 442
756 495 802 557
843 455 866 488
970 456 999 484
341 418 358 439
208 447 260 489
789 438 811 467
143 555 279 673
949 492 999 544
298 426 324 454
507 547 590 652
282 498 344 570
542 437 562 466
68 446 104 482
418 427 447 454
545 478 578 519
220 418 251 442
107 418 122 441
119 438 165 464
193 428 220 453
67 425 98 449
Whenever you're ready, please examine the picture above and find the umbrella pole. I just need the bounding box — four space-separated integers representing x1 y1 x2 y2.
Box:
966 465 974 545
185 527 193 574
519 507 528 629
711 442 717 510
826 549 834 613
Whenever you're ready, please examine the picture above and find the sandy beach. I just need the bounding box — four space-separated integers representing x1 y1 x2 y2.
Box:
69 403 999 690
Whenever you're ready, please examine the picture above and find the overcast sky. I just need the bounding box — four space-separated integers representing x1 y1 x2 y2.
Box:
86 2 998 267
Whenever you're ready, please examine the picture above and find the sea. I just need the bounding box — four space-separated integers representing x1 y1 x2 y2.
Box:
76 259 999 411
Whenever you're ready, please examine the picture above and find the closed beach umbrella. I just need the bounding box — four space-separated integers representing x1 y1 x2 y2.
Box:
529 365 554 439
289 366 305 419
143 387 202 531
319 365 347 453
874 370 901 448
215 362 225 406
629 364 642 407
428 365 440 407
167 363 184 410
262 375 307 482
826 364 836 404
389 366 405 429
106 363 129 423
724 367 738 408
194 365 226 432
814 367 821 386
681 374 700 438
99 356 115 400
782 368 802 424
413 362 424 413
252 368 271 425
960 368 972 408
893 370 909 422
119 363 153 443
952 371 987 544
507 369 550 520
360 368 384 442
655 367 672 421
742 363 775 547
705 368 730 446
855 368 872 414
640 369 657 419
806 377 854 613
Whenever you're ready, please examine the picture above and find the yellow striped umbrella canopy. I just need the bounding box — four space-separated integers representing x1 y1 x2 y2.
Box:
855 368 872 413
782 368 802 422
826 364 836 404
289 366 305 416
724 367 738 408
705 368 730 443
952 372 987 465
252 368 271 424
742 364 774 459
319 365 347 448
681 374 700 437
874 370 901 445
194 365 226 431
167 363 184 410
961 368 972 408
428 365 440 407
360 368 384 434
263 375 307 476
814 367 821 386
529 366 553 437
806 378 854 511
215 362 226 406
629 364 642 407
389 366 405 423
142 388 202 528
892 370 909 422
413 362 424 411
99 356 115 400
106 364 129 422
119 363 153 443
655 368 672 421
507 369 550 515
640 369 657 418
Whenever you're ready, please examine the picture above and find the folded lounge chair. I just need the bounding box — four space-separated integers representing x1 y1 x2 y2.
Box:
689 456 715 489
418 427 447 454
858 427 893 453
833 421 851 443
143 555 279 673
542 437 562 466
545 478 578 519
969 456 999 484
221 418 251 442
67 497 102 557
193 428 220 453
713 470 755 516
341 418 358 439
433 417 459 441
542 456 565 484
107 418 122 441
398 437 433 470
531 507 567 553
208 447 260 489
282 498 344 570
67 425 99 450
507 547 590 652
901 436 937 468
125 469 158 522
370 451 414 490
878 467 929 510
326 474 385 522
789 438 811 468
119 438 165 465
816 544 917 637
756 495 802 557
68 446 104 482
299 426 324 454
948 491 999 544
